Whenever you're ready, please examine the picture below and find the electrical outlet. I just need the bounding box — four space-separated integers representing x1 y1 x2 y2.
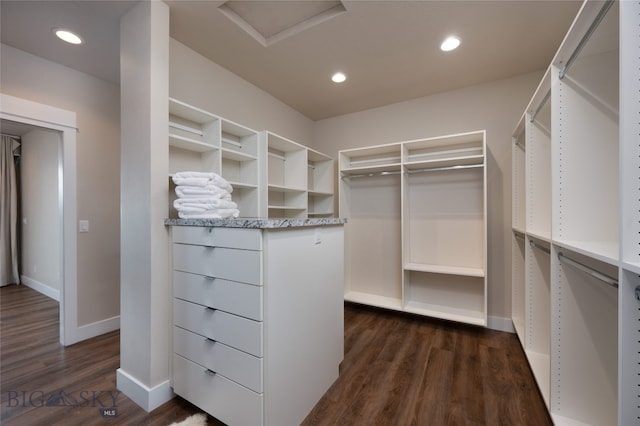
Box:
79 220 89 233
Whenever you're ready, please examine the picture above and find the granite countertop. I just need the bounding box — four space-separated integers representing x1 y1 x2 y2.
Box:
165 217 347 229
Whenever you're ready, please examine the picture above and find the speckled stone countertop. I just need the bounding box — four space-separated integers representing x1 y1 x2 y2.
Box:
165 217 347 229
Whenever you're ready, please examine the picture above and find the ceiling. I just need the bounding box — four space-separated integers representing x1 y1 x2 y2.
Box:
0 0 583 120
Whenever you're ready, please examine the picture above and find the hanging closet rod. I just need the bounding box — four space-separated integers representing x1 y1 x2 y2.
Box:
558 0 614 80
1 133 21 139
341 170 402 179
529 240 550 255
529 90 551 123
406 163 483 174
514 233 525 241
557 252 618 289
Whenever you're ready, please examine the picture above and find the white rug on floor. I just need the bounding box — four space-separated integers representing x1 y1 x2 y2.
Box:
168 413 207 426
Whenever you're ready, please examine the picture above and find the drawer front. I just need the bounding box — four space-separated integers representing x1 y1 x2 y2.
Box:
174 326 263 393
173 244 262 286
173 354 263 426
172 226 261 251
173 271 263 321
174 298 263 357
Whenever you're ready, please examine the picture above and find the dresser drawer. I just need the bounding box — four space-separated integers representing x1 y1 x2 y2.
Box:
173 244 262 286
174 326 263 393
172 226 262 250
173 354 263 426
173 271 263 321
174 298 263 357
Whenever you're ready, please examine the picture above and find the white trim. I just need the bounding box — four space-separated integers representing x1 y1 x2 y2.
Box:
116 369 174 412
74 315 120 342
1 93 77 346
487 316 515 333
20 275 60 302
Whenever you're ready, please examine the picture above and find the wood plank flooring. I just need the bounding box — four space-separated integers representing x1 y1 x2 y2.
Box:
1 284 551 426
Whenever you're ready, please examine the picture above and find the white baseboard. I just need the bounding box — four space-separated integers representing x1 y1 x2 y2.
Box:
20 275 60 301
116 368 174 412
487 315 515 333
65 315 120 345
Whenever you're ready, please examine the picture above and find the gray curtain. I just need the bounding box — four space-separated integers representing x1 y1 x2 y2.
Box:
1 135 20 286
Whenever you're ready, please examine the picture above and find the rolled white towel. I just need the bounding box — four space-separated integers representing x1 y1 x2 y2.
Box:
178 209 240 219
175 185 231 199
173 197 238 213
172 171 233 193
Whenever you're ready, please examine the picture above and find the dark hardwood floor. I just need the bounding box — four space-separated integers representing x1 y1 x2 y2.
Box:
1 284 551 426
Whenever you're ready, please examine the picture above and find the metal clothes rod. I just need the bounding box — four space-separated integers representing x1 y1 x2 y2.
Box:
529 240 550 255
514 233 525 241
341 170 402 179
405 163 483 174
557 252 618 289
530 90 551 123
268 151 286 161
221 137 242 148
1 133 21 139
559 0 614 80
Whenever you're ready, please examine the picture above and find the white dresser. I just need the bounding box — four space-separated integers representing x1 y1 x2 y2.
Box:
168 218 346 426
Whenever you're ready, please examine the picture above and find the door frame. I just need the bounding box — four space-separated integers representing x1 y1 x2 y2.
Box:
1 93 77 346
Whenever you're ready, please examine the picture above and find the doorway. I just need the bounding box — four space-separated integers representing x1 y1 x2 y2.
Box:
0 93 78 346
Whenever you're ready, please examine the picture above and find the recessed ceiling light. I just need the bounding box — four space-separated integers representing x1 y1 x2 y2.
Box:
54 28 83 45
440 36 461 52
332 72 347 83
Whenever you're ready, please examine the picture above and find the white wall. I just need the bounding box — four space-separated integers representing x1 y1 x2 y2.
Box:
1 43 121 327
170 39 314 146
313 71 543 322
20 128 60 299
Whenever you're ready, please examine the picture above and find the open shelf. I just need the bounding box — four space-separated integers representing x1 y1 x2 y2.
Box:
403 270 486 326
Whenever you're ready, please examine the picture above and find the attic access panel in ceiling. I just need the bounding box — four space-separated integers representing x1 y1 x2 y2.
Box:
218 0 347 47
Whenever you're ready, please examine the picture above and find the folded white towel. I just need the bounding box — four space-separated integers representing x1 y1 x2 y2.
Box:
175 185 231 199
174 197 238 213
178 209 240 219
172 171 233 193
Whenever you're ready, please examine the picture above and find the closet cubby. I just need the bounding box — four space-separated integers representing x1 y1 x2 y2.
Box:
511 232 526 342
307 149 334 217
511 2 637 423
526 71 552 241
525 236 551 407
512 118 526 233
341 173 402 310
261 131 308 218
551 0 619 263
339 144 402 175
340 131 486 325
551 247 618 426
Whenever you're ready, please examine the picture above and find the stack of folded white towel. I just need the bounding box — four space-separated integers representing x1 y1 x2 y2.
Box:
172 171 239 219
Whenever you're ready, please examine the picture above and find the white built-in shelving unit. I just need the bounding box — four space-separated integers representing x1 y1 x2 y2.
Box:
259 131 334 219
166 99 334 219
511 1 639 424
340 131 487 326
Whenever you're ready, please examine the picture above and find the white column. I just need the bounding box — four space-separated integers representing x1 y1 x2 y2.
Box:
117 0 171 412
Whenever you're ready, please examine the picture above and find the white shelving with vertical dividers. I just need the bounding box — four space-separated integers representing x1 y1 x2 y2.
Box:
168 101 335 220
511 1 639 423
168 98 259 217
260 132 308 218
307 148 334 217
340 131 487 326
